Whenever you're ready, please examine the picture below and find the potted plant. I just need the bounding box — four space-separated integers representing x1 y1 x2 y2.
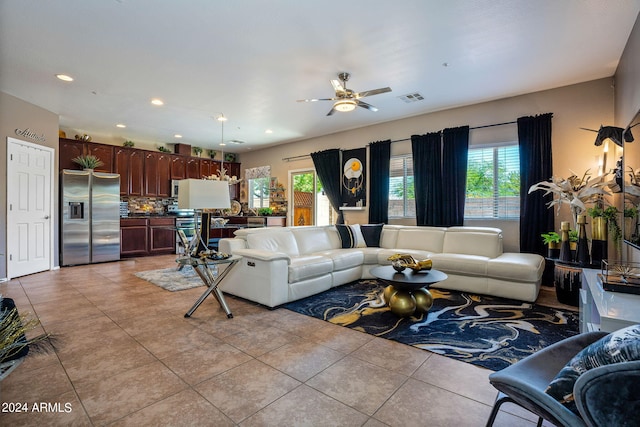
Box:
193 147 203 157
209 149 217 159
123 140 134 147
71 154 103 170
1 297 54 380
541 232 561 258
257 207 273 216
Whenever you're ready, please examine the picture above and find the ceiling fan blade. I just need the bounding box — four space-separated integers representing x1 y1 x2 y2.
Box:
297 97 337 102
356 100 378 112
327 106 338 116
331 79 346 96
355 87 392 98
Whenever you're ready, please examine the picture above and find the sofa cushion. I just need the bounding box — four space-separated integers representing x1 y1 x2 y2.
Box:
336 224 366 248
291 226 337 254
360 224 384 247
246 230 299 256
316 249 364 271
429 253 489 276
487 253 545 282
288 255 334 282
396 227 446 253
545 324 640 413
442 229 502 258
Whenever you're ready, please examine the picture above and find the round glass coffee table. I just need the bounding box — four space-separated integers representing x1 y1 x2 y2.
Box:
370 265 448 317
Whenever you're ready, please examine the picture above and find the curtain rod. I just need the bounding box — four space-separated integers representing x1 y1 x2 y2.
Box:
282 119 518 159
389 120 518 143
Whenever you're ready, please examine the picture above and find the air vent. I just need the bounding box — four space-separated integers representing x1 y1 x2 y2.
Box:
398 93 425 103
229 140 245 144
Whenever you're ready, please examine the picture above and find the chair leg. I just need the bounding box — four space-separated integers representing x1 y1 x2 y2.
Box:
485 392 514 427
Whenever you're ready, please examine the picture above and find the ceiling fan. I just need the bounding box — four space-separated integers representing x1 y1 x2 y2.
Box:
297 72 391 116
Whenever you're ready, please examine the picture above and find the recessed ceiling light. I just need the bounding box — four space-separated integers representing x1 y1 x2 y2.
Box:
151 98 164 106
56 74 74 82
265 129 273 134
174 134 182 138
216 115 228 122
116 123 126 128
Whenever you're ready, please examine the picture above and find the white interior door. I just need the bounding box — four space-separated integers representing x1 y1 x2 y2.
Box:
6 137 53 279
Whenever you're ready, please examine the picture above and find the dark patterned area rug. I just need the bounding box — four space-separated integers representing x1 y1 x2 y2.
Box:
284 280 580 371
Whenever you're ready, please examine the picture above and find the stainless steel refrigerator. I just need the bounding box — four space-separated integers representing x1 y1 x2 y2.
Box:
60 169 121 266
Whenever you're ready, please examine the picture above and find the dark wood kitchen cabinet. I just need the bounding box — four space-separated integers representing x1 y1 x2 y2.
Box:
186 158 200 179
120 218 148 256
143 152 171 197
170 155 186 179
148 218 176 254
120 217 175 257
59 138 113 172
115 147 144 196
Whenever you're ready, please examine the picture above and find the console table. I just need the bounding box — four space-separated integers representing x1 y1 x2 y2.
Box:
580 268 640 332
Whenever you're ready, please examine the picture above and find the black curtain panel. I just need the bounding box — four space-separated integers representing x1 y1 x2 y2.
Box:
368 140 391 224
311 148 345 224
518 113 554 255
442 126 470 226
412 132 443 226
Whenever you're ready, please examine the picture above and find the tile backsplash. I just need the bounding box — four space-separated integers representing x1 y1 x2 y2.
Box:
121 196 177 216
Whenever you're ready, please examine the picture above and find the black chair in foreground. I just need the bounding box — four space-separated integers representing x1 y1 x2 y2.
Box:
486 327 640 427
485 331 606 427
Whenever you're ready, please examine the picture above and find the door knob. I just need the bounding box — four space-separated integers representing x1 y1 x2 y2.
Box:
44 215 50 219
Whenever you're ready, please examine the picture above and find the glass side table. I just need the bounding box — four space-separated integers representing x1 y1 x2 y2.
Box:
176 255 241 319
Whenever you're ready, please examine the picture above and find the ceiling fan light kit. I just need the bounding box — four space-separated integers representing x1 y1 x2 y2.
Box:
297 72 392 116
334 99 357 112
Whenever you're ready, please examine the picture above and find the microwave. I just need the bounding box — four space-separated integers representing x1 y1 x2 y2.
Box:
171 180 181 198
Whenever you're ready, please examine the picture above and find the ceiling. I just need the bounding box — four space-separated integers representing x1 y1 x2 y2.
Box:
1 0 639 152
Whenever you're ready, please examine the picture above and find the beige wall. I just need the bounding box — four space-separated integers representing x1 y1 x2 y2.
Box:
239 78 615 252
0 91 60 278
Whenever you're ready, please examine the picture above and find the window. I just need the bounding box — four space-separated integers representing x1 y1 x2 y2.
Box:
388 155 415 218
465 144 520 219
248 177 270 208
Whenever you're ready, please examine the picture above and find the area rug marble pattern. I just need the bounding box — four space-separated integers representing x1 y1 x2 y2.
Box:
134 266 204 291
284 280 580 371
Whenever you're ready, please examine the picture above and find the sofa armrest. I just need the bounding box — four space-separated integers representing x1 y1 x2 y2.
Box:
219 237 246 254
233 248 292 263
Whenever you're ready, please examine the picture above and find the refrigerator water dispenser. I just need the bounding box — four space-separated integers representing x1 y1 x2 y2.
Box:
69 202 84 219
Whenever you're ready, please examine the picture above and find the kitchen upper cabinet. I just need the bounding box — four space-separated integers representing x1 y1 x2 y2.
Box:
143 152 171 197
200 159 214 178
170 155 186 179
144 152 159 196
87 144 114 172
59 138 113 172
115 147 144 196
59 139 85 170
186 158 200 179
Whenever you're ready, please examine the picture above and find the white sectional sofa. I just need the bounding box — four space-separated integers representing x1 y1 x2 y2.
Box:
218 224 545 308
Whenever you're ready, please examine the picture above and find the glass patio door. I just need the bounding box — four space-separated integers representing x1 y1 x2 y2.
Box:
289 170 334 226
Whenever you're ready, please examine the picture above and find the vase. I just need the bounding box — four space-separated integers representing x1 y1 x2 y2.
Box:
547 242 561 259
559 221 572 263
575 214 590 266
591 217 608 266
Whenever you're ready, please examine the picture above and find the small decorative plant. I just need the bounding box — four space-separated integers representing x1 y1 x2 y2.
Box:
1 297 55 370
257 207 273 216
193 147 203 157
209 150 217 159
541 232 561 245
568 229 579 243
123 140 135 147
158 146 171 153
72 154 103 170
625 206 638 218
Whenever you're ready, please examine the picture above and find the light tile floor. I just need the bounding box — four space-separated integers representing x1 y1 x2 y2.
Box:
0 255 560 426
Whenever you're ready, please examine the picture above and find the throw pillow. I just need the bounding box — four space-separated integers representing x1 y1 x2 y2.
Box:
360 224 384 247
335 224 367 249
545 324 640 414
